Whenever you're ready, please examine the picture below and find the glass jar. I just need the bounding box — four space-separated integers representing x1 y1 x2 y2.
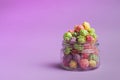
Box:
61 41 100 71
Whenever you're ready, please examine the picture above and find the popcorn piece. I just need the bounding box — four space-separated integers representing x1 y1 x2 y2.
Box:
74 25 84 32
89 60 97 68
63 32 72 41
89 28 95 33
77 35 86 43
73 54 81 62
64 47 72 55
82 22 91 31
73 43 84 51
69 60 77 69
80 29 88 36
70 37 76 44
79 59 89 69
89 53 98 61
86 35 94 43
81 53 89 59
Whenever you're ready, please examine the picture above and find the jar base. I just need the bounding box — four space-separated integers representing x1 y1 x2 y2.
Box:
61 64 100 71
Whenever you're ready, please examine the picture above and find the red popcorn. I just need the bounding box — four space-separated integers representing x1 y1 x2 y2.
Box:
81 53 89 59
79 59 89 69
74 25 84 32
86 35 94 43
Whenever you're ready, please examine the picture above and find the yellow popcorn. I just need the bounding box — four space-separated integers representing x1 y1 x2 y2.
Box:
82 21 91 31
69 60 77 69
89 60 97 68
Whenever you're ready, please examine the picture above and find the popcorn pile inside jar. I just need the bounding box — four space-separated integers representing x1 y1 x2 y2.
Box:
61 22 100 71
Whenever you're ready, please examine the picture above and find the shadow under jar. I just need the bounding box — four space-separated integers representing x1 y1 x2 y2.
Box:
61 41 100 71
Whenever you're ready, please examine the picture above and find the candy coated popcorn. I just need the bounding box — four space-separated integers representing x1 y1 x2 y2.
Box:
86 35 94 43
73 43 84 51
70 37 76 44
77 35 86 43
63 54 72 62
89 60 97 68
72 32 77 37
81 53 89 59
69 60 77 69
89 53 98 61
80 29 88 36
64 46 72 55
89 28 95 33
79 59 89 69
82 22 91 31
73 54 81 62
89 32 97 39
74 25 84 32
63 32 72 41
92 33 97 39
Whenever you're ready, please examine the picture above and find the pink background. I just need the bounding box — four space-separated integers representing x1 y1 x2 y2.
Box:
0 0 120 80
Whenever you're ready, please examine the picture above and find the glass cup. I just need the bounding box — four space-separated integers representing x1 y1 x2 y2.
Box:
61 41 100 71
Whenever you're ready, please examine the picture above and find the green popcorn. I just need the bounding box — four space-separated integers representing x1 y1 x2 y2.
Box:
77 35 86 43
89 54 98 61
64 47 72 55
64 32 72 38
78 38 86 43
89 28 95 33
77 35 84 39
73 43 84 51
73 32 77 37
89 32 94 35
89 32 97 39
63 32 72 41
80 29 88 36
92 33 97 39
64 37 71 41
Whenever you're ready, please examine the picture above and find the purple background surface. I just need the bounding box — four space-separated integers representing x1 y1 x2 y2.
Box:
0 0 120 80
